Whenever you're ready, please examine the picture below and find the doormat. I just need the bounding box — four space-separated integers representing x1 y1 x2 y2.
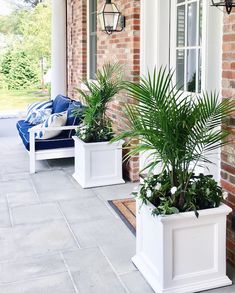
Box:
108 198 136 236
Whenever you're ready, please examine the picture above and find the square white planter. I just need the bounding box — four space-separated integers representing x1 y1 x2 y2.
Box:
72 136 125 188
132 199 232 293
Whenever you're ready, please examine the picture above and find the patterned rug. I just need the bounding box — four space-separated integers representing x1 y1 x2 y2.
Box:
108 198 136 235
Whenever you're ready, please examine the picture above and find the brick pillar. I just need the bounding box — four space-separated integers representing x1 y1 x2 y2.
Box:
67 0 87 99
66 0 140 182
97 0 140 182
221 12 235 266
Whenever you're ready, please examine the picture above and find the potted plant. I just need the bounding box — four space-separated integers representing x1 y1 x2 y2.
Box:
72 63 125 188
113 68 234 293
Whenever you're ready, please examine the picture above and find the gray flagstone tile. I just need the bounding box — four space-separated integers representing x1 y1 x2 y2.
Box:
38 187 95 203
11 203 63 225
0 203 11 228
0 179 33 194
120 271 154 293
93 182 138 201
0 272 76 293
47 158 74 169
1 172 31 182
0 137 25 154
59 197 113 223
71 217 136 274
31 170 74 193
0 220 78 262
1 157 49 174
63 247 126 293
0 254 66 284
7 191 39 208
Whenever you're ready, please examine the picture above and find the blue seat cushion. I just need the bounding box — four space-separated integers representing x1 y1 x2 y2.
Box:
65 100 83 137
17 120 74 151
52 95 70 114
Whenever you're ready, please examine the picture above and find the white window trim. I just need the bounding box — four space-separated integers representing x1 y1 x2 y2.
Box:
170 0 207 95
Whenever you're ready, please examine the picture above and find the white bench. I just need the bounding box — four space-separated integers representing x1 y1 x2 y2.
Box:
28 125 79 173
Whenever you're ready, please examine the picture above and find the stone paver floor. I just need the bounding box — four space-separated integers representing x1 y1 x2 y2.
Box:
0 133 234 292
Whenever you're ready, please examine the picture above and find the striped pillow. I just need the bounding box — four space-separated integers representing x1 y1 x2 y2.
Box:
25 100 53 122
31 111 67 140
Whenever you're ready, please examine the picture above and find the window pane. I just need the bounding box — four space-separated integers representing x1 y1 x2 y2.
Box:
90 12 97 33
177 5 185 47
89 0 97 80
199 0 202 46
177 0 185 3
187 49 196 92
198 49 201 92
89 35 97 80
90 0 96 14
90 0 97 33
187 2 197 47
176 50 185 90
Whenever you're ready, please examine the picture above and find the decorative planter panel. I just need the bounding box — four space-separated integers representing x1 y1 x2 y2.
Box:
132 199 232 293
73 137 125 188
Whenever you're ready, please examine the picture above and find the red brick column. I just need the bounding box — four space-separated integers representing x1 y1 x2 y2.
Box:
221 12 235 266
66 0 140 182
67 0 87 99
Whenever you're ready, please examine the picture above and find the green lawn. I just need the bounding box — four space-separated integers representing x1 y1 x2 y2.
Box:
0 89 50 112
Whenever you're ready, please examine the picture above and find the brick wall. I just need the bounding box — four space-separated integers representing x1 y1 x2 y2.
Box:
221 12 235 266
67 0 87 97
66 0 140 181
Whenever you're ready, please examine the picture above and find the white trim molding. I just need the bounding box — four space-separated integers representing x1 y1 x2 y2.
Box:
51 0 67 99
140 0 223 181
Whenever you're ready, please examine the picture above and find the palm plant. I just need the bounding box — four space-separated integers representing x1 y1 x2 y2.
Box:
114 68 234 215
75 62 124 143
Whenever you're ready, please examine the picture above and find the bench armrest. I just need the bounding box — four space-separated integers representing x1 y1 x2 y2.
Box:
28 125 79 133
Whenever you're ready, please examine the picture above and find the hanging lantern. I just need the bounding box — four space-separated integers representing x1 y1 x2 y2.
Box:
98 0 125 35
211 0 235 14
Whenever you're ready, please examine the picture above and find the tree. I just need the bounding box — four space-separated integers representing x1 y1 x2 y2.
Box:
1 50 39 89
19 1 51 62
0 9 27 35
23 0 43 7
0 1 51 89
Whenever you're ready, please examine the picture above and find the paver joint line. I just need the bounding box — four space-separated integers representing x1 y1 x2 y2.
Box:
60 252 80 293
98 246 131 293
57 201 82 249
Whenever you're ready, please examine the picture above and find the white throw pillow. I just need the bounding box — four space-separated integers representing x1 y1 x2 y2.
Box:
27 108 52 125
25 100 53 122
31 111 67 140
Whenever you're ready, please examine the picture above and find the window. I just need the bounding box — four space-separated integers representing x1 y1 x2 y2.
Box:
172 0 203 93
88 0 97 80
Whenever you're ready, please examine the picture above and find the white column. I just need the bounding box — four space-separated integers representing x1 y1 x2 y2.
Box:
51 0 67 99
140 0 170 172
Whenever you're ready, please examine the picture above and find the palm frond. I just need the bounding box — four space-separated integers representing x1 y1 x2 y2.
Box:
112 67 235 187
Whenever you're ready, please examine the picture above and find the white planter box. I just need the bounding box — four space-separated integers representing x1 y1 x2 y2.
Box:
72 136 125 188
132 199 232 293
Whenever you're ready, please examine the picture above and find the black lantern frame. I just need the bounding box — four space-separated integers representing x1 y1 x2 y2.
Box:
211 0 235 14
98 0 126 35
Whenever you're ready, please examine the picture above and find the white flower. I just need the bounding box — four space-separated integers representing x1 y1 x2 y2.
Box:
133 185 141 195
223 191 228 200
170 186 177 195
133 186 139 192
155 183 161 191
146 190 152 198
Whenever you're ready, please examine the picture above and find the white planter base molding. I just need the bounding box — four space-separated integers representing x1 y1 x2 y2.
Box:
132 200 232 293
73 137 125 188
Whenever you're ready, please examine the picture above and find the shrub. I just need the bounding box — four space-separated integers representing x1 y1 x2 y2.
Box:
0 50 39 90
